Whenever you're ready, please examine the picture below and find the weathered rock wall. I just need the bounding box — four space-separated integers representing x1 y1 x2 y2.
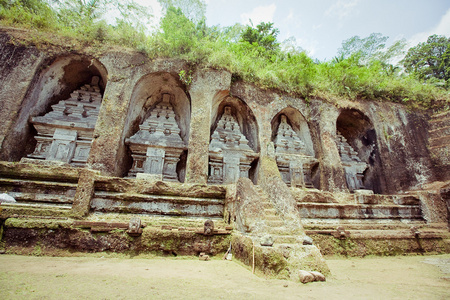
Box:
0 28 442 195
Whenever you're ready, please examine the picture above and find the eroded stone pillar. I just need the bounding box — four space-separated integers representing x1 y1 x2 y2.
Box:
185 70 231 184
0 42 44 157
311 104 348 192
87 78 134 176
71 168 99 218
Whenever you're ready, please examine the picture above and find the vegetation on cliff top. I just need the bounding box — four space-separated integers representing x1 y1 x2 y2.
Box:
0 0 449 110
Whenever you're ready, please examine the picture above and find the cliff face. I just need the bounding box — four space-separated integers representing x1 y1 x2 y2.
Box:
0 28 447 194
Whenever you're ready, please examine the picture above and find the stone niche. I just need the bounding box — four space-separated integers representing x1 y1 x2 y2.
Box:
208 105 259 184
27 76 103 167
272 113 318 188
121 72 190 181
126 93 187 181
336 109 380 193
0 55 107 162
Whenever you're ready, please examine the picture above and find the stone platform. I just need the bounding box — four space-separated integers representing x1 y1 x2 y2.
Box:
1 214 231 256
1 160 449 283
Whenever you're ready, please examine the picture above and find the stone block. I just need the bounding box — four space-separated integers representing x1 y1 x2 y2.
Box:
0 193 16 203
303 235 313 245
298 270 315 283
260 235 274 247
136 173 163 181
310 271 326 281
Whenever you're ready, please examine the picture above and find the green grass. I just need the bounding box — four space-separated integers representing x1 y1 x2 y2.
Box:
1 1 449 111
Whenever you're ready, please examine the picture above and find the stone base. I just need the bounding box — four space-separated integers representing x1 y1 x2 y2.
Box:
136 173 163 181
1 217 231 256
354 189 374 195
230 233 330 280
19 157 71 167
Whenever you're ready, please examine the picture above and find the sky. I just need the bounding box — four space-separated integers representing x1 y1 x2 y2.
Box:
140 0 450 61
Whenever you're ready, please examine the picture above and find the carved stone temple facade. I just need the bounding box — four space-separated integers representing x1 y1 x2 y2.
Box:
208 106 258 184
126 93 187 181
27 77 102 167
2 31 450 282
274 115 318 188
0 43 446 196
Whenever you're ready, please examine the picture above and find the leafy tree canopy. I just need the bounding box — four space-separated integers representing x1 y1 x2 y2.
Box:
337 33 406 67
158 0 206 24
0 1 448 110
402 34 450 84
240 21 280 52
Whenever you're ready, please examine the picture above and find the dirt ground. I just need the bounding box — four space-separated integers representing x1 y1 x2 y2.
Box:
0 253 449 300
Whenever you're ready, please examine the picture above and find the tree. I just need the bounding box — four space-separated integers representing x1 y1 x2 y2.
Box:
0 0 58 29
53 0 150 29
338 33 406 66
240 21 280 52
402 34 450 83
158 0 206 24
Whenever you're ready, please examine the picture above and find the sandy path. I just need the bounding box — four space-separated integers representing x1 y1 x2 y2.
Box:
0 254 449 299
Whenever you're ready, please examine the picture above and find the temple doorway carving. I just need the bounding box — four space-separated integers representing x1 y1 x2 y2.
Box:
123 73 190 182
23 56 107 166
271 108 318 188
208 98 259 184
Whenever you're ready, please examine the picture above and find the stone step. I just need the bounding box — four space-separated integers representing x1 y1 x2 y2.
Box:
302 219 430 230
295 191 425 206
297 203 423 221
429 144 450 151
0 178 77 206
273 235 301 244
0 202 72 209
0 178 78 189
429 145 450 165
264 214 281 221
85 213 229 229
92 191 224 218
7 192 73 204
431 110 450 120
306 229 450 240
266 220 285 227
429 125 450 138
268 226 290 235
430 115 450 130
273 243 300 249
93 191 224 205
264 208 277 215
429 135 450 148
261 201 273 209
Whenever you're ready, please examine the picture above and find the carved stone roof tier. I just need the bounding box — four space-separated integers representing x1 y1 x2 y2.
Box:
126 94 186 151
336 132 362 163
274 115 307 156
30 76 102 133
209 106 255 156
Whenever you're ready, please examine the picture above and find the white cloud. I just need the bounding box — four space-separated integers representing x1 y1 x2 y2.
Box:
287 10 294 21
240 4 277 26
135 0 163 30
408 8 450 47
325 0 360 20
299 39 319 57
312 24 323 30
